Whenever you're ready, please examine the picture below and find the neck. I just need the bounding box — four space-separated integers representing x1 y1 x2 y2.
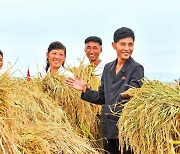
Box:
50 66 59 74
117 57 126 65
115 58 126 75
90 59 101 67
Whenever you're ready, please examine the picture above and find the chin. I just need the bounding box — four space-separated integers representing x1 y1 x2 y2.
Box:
51 66 60 70
53 64 62 67
122 57 130 60
89 58 95 61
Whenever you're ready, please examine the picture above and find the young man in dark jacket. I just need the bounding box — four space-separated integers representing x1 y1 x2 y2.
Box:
66 27 144 154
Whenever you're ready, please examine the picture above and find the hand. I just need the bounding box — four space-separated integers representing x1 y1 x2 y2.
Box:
121 92 130 99
65 77 86 93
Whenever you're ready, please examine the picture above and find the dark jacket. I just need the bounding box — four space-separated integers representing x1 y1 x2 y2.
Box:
81 57 144 139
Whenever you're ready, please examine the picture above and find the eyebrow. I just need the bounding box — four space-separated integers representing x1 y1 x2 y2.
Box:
86 45 98 48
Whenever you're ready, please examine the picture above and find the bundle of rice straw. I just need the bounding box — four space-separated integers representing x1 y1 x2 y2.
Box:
42 64 102 139
0 71 100 153
118 80 180 154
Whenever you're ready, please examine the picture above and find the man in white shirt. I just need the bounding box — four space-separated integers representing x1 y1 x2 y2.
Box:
84 36 105 149
84 36 106 79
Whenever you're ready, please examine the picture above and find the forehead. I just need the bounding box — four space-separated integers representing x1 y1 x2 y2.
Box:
0 55 3 59
49 49 65 53
85 41 101 47
117 37 134 43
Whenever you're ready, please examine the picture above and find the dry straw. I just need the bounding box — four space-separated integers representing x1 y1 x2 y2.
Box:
42 63 102 140
0 71 100 153
118 80 180 154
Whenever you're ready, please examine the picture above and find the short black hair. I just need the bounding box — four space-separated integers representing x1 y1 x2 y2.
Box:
114 27 135 43
84 36 102 46
0 50 3 57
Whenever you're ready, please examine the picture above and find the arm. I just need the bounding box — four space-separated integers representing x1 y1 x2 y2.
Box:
121 65 144 98
129 65 144 88
65 77 105 105
81 82 105 105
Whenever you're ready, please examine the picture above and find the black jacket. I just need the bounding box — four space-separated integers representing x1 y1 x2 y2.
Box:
81 57 144 139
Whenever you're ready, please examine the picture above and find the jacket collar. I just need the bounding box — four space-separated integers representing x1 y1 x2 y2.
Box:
110 57 133 77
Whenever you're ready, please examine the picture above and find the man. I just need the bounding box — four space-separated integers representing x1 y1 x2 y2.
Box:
0 50 3 70
84 36 106 79
66 27 144 154
84 36 105 148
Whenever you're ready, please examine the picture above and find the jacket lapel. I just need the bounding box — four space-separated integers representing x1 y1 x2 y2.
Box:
112 57 132 82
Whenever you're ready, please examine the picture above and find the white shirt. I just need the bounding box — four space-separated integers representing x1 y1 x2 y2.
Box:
0 63 11 75
93 60 106 79
40 66 74 78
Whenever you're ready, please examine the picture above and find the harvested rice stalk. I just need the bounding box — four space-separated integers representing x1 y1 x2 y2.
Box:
0 119 21 154
118 80 180 154
42 64 102 139
0 71 100 154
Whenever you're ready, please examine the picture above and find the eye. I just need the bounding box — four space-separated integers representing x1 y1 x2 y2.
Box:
128 43 134 47
93 47 98 50
120 42 125 46
86 47 91 50
52 52 56 55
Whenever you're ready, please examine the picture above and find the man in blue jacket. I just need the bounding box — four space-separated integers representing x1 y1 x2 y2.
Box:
66 27 144 154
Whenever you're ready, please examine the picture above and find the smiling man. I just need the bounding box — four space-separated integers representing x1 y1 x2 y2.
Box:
84 36 106 79
66 27 144 154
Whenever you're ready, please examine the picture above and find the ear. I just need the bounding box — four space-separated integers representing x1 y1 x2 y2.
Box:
112 42 116 50
46 52 49 58
100 47 102 53
84 43 87 53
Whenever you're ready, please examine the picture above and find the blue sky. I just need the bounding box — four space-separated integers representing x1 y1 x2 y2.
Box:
0 0 180 82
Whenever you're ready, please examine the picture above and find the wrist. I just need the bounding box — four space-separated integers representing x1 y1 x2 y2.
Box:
82 84 87 93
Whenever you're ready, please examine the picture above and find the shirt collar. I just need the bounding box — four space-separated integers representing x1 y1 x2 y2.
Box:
47 65 65 74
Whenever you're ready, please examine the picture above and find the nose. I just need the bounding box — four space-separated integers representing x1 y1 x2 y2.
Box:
55 54 60 59
124 45 129 51
89 49 94 53
87 48 94 54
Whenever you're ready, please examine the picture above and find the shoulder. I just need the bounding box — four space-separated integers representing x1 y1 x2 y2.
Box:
128 57 143 68
103 59 116 70
128 58 144 76
95 60 106 70
0 62 11 75
98 60 106 68
38 66 47 78
94 60 106 72
58 66 74 78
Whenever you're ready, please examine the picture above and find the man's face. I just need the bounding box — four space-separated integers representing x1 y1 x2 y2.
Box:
112 37 134 60
0 55 3 69
84 41 102 63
